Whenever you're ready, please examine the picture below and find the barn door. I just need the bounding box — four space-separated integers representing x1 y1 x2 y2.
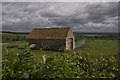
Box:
69 38 73 49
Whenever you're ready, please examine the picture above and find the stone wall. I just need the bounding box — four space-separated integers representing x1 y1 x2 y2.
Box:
66 28 75 50
27 39 66 50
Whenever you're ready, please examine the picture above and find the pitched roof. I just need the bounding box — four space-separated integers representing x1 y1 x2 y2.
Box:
26 27 71 39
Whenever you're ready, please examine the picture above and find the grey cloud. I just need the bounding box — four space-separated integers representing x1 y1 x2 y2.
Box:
2 2 118 32
84 2 118 24
40 12 63 18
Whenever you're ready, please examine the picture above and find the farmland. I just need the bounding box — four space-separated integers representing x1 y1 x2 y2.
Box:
1 32 120 79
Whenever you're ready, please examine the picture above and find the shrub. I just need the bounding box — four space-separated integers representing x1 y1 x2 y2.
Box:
2 44 120 79
2 44 35 79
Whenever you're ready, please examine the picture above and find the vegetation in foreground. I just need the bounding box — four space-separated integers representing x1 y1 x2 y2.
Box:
2 44 120 79
1 32 120 79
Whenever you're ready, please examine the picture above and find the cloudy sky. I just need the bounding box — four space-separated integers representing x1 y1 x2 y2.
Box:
1 2 118 32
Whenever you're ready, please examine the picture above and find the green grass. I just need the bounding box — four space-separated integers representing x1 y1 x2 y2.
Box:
75 40 118 57
2 41 26 58
2 40 119 63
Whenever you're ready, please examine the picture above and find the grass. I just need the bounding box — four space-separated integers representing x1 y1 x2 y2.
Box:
75 40 118 57
2 39 118 63
2 32 26 43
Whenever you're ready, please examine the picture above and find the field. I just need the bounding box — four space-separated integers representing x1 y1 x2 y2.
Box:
2 40 118 58
1 32 120 79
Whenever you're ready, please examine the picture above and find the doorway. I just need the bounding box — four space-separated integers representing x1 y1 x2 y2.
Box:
69 38 73 49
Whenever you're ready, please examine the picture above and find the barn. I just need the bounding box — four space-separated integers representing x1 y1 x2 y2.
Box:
26 27 75 50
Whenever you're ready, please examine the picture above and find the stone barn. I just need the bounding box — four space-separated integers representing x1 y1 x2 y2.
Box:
26 27 75 50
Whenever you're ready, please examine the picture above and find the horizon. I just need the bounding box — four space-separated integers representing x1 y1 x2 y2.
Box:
1 30 119 34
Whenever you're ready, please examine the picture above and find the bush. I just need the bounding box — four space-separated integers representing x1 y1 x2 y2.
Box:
2 44 35 79
36 53 120 78
2 44 120 79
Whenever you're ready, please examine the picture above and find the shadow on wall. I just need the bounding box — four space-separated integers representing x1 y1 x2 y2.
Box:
75 39 85 48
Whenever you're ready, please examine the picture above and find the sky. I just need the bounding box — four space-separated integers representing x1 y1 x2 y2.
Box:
1 2 119 33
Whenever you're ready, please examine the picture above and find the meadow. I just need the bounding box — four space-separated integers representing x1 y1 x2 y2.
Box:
1 32 120 79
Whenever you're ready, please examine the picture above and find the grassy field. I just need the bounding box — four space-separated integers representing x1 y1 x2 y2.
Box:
1 32 119 60
2 40 119 61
